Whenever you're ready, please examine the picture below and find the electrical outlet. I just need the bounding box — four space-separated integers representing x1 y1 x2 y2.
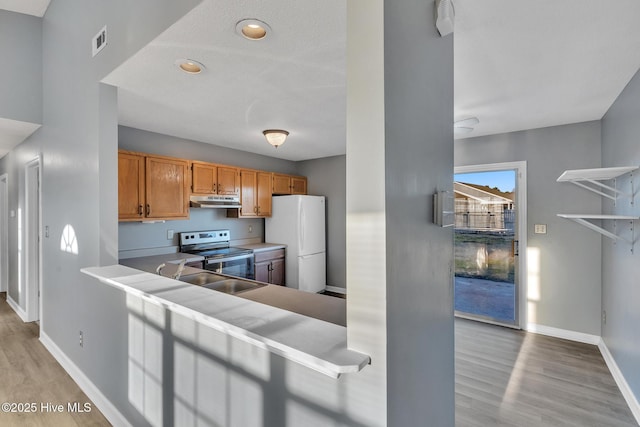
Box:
534 224 547 234
602 310 607 325
248 225 253 233
79 331 84 347
167 229 174 240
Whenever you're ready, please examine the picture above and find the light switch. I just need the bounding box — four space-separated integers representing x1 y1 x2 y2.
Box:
534 224 547 234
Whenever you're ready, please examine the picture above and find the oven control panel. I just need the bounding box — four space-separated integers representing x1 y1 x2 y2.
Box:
179 229 230 245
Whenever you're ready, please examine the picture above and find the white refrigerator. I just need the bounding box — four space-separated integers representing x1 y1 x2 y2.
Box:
265 195 326 293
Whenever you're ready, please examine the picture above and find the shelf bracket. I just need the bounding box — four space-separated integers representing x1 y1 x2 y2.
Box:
558 215 636 253
568 179 630 203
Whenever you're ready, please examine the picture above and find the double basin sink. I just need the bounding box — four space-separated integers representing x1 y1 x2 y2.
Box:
178 271 265 295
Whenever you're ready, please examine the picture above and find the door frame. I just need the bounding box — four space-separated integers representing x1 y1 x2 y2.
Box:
25 157 42 323
0 174 7 293
454 161 527 329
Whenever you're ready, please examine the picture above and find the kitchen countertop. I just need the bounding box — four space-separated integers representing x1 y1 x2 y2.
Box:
82 264 368 378
236 243 287 252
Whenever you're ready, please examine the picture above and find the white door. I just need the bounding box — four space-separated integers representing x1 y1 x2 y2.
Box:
298 252 326 293
454 161 527 329
299 196 325 256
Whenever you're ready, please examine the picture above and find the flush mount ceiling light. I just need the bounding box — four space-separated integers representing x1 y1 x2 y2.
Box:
454 117 479 135
263 129 289 148
175 59 205 74
236 19 271 40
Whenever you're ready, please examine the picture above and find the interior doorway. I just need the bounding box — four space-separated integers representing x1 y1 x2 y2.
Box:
454 162 527 328
0 174 7 293
25 158 41 323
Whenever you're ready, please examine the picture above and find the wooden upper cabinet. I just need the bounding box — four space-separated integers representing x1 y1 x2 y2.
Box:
256 171 272 216
237 169 271 217
192 161 217 194
118 152 146 221
239 169 257 217
145 156 190 219
119 151 189 221
272 173 292 195
272 173 307 195
217 166 240 195
191 162 239 196
291 176 307 195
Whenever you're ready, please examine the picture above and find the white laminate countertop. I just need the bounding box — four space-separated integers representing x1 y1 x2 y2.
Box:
81 265 369 378
236 243 287 252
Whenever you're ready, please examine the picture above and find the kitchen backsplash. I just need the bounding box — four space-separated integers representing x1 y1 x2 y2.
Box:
118 208 263 259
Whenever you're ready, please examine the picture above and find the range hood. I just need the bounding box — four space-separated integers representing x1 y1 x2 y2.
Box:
190 195 241 209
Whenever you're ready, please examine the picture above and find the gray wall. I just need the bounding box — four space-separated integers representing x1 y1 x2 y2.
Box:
383 1 454 424
298 155 346 289
0 10 42 124
601 67 640 400
119 126 299 174
455 121 603 335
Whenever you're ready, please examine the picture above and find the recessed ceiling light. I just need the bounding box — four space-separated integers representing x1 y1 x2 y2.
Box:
236 19 271 41
175 59 205 74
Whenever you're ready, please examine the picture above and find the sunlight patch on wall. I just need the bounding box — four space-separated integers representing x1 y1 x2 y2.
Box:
127 294 164 427
17 208 22 299
60 224 79 255
527 247 540 324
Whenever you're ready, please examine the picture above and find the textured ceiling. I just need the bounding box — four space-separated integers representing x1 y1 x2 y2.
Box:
104 0 346 161
454 0 640 139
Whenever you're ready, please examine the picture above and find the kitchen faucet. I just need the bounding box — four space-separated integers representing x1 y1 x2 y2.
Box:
156 259 187 280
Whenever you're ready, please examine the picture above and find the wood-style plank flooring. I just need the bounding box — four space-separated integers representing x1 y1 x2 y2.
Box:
456 318 638 426
0 292 110 427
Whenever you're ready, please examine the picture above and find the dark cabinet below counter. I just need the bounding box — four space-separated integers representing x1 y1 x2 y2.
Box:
254 248 285 286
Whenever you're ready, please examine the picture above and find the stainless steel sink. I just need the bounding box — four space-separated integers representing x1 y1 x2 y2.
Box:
179 273 265 294
178 272 228 286
203 279 266 294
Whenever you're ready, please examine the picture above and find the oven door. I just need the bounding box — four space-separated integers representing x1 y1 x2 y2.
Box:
204 254 254 280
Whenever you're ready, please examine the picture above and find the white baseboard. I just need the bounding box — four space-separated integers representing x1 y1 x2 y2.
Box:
325 285 346 294
526 323 600 345
39 332 132 427
6 295 28 322
598 339 640 425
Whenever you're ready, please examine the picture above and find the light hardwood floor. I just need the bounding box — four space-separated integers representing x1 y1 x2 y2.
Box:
456 318 638 426
0 292 110 427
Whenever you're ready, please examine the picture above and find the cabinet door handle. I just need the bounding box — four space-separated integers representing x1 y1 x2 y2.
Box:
138 205 143 216
146 204 150 216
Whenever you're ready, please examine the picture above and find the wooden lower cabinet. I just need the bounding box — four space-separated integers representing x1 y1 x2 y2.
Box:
254 249 285 285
